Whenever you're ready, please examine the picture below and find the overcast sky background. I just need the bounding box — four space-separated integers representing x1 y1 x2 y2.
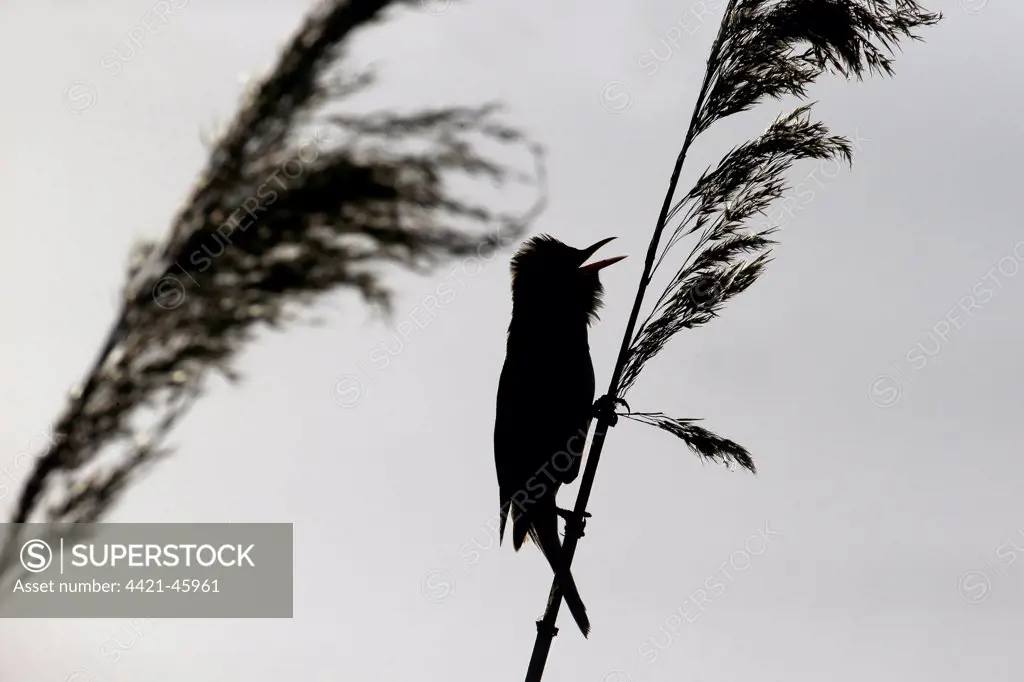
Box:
1 0 1022 680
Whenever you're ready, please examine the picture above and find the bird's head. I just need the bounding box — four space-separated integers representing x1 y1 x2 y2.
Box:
509 234 626 325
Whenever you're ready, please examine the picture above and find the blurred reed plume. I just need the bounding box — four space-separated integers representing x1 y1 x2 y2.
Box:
0 0 545 585
525 2 940 679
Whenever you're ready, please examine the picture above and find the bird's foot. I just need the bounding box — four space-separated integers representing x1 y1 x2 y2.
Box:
593 394 630 428
536 619 559 638
557 507 592 538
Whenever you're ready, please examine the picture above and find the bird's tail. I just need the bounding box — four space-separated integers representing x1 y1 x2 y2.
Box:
498 497 511 545
528 510 591 637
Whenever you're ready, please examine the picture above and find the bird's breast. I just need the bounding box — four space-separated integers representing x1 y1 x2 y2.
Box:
496 337 595 415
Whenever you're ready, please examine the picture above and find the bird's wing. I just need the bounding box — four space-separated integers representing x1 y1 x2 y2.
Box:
494 356 538 541
494 343 595 536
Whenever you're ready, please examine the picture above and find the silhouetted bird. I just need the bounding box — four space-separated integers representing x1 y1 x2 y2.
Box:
494 234 626 638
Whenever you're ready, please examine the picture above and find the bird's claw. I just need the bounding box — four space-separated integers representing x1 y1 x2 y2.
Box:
557 507 591 538
593 394 629 427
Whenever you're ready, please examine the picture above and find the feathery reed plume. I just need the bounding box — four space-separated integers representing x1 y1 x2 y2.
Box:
0 0 545 588
524 2 939 679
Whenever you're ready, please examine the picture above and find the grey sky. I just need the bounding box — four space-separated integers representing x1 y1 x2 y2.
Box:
1 0 1022 680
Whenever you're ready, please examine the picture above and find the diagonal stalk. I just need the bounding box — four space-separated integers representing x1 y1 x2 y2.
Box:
522 5 740 681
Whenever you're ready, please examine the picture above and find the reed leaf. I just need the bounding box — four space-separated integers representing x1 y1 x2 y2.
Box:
623 412 756 473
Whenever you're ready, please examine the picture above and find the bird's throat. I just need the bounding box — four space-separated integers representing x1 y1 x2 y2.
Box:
507 314 590 351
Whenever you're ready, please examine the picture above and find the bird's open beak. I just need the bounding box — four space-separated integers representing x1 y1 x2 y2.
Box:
579 237 627 272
